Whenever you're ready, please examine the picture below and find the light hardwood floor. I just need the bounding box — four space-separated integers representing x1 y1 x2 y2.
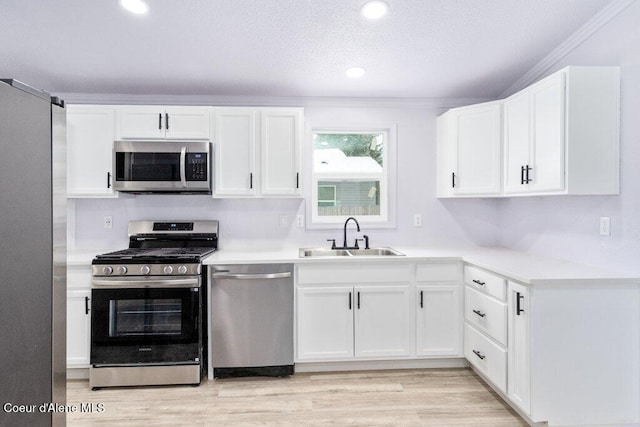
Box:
67 368 527 426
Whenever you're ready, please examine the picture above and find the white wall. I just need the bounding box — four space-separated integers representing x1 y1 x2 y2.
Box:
496 1 640 274
71 102 499 252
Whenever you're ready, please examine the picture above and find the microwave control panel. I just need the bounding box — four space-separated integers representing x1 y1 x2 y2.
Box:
186 153 208 181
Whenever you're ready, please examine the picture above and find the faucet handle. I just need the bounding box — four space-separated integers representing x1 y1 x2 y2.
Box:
326 239 337 249
363 235 370 249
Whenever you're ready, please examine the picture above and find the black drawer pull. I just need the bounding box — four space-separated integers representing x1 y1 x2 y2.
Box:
84 296 90 315
472 349 485 360
516 292 525 315
348 292 352 310
472 279 485 286
420 290 424 308
472 309 486 318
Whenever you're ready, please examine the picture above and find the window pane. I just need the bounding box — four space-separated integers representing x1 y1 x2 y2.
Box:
313 133 384 167
317 180 380 216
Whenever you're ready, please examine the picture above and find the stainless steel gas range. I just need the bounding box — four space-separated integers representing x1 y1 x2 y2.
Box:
89 220 218 390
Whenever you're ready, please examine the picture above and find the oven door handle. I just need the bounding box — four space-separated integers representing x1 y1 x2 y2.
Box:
92 278 200 288
211 272 291 280
180 146 187 188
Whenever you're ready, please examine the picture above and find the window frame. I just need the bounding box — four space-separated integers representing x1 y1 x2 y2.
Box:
306 125 397 229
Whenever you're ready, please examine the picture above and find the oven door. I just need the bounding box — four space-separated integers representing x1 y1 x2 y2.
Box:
91 282 201 365
113 140 211 193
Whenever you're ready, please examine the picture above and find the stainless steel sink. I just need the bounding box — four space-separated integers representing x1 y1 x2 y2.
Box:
298 249 352 257
298 247 404 258
347 247 405 256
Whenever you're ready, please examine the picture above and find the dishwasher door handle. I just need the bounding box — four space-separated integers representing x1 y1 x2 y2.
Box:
211 272 292 280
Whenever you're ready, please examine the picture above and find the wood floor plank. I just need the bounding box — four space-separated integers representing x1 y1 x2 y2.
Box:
67 368 526 426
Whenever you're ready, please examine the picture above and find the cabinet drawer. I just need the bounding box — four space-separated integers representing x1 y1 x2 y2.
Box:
464 265 506 301
464 323 507 393
464 286 507 345
67 265 91 289
416 262 461 282
297 264 412 285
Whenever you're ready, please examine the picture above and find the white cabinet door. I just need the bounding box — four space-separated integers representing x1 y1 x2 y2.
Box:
504 72 566 195
214 109 257 196
66 105 117 197
416 284 462 357
508 281 531 414
354 285 412 358
297 287 354 360
261 108 303 196
436 111 456 197
164 107 211 140
118 106 166 139
529 73 565 193
118 106 211 140
67 289 91 368
454 102 502 195
503 92 531 194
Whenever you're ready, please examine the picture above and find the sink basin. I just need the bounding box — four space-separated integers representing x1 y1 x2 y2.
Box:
348 247 405 256
298 247 404 258
298 249 352 257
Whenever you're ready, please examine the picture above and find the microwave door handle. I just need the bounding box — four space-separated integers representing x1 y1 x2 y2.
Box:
180 146 187 188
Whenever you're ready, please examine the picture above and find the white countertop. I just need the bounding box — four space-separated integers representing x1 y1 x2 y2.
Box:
202 245 639 286
67 245 639 286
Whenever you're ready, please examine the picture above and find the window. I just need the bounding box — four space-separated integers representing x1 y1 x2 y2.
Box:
309 127 396 227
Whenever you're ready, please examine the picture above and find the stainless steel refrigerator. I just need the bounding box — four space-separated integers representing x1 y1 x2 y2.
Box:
0 80 66 427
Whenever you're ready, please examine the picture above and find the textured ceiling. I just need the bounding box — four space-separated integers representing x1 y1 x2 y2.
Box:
0 0 613 99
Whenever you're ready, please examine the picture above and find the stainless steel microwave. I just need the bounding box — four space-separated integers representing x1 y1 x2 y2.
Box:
113 140 211 194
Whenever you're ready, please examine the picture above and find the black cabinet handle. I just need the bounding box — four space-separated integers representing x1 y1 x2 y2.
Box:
165 113 169 130
516 292 525 315
520 165 525 185
420 290 424 308
472 349 485 360
250 173 253 189
107 172 111 189
158 113 162 130
84 296 90 315
472 309 486 318
525 165 532 184
452 172 456 188
472 279 485 286
296 173 300 189
357 291 360 309
348 292 352 310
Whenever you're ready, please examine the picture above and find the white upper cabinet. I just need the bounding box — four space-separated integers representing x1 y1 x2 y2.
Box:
117 106 211 140
438 66 619 198
213 107 304 198
504 66 620 196
66 105 118 198
214 108 257 196
261 108 303 196
437 101 502 197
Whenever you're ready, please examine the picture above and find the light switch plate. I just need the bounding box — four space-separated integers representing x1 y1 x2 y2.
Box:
279 215 289 228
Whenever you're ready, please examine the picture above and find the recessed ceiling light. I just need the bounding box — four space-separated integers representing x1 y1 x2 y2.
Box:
361 1 388 20
346 66 366 79
120 0 149 15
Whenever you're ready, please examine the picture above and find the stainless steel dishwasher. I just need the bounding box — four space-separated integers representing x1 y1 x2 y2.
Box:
210 264 294 378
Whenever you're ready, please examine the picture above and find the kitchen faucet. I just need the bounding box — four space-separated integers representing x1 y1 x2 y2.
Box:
328 217 369 250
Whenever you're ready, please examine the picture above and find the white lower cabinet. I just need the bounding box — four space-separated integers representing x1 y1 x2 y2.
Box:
464 323 507 393
416 284 462 356
67 289 91 368
507 281 530 414
296 284 411 360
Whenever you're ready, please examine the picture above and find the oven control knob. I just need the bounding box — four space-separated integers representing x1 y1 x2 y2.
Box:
140 265 151 275
163 266 173 274
178 265 188 274
117 266 128 275
102 266 113 275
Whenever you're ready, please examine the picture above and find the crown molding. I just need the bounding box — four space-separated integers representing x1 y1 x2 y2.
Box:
54 92 491 110
500 0 635 97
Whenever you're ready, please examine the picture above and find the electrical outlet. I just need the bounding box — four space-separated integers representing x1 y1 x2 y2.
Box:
413 214 423 227
296 214 305 228
104 215 113 229
279 215 289 228
599 217 611 236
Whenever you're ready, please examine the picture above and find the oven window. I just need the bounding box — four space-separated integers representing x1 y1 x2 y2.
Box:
109 298 183 337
